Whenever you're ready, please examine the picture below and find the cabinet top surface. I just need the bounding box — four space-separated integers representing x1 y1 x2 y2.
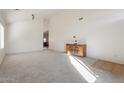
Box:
66 43 86 46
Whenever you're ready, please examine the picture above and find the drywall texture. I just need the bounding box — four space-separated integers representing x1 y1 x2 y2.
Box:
49 10 124 64
5 20 43 54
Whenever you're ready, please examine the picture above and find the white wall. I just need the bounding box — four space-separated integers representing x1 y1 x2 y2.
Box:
0 14 6 64
5 19 43 54
0 48 5 63
49 10 124 64
43 18 50 31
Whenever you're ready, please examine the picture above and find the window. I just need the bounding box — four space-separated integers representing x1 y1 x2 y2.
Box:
0 23 4 48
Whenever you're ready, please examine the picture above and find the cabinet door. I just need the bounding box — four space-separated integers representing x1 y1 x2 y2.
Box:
77 46 83 57
66 45 72 55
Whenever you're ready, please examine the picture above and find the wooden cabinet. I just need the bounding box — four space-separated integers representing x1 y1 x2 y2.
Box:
66 44 86 57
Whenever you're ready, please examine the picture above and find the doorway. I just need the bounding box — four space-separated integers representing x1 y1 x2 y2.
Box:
43 31 49 48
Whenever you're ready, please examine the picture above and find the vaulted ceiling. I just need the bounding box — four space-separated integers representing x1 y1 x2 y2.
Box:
0 9 62 24
0 9 124 25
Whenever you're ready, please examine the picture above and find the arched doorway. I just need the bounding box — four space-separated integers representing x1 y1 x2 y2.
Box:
0 23 4 49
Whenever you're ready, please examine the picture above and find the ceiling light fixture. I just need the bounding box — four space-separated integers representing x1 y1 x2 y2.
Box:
32 14 35 20
15 9 20 11
79 17 83 21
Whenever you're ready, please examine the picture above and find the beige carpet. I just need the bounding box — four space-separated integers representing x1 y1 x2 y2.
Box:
0 50 86 83
0 49 124 83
